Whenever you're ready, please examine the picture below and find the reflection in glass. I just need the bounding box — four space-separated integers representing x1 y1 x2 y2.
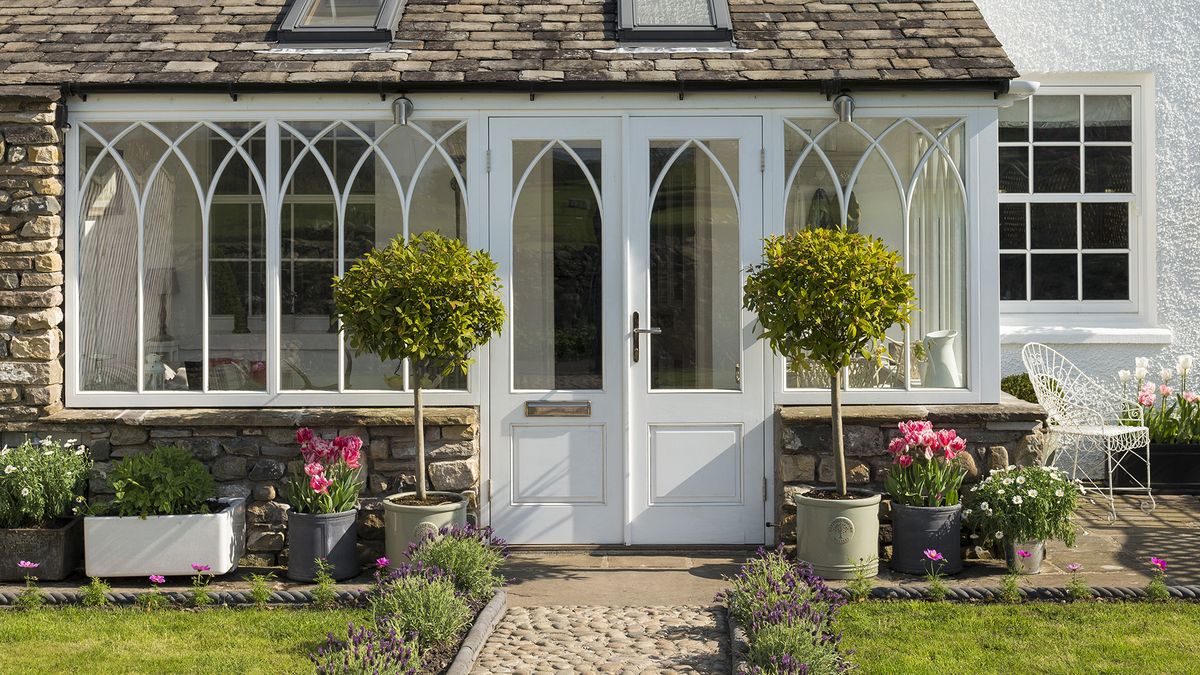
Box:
1082 202 1128 248
999 203 1026 249
301 0 382 26
999 147 1028 194
1033 146 1080 193
634 0 714 25
1000 254 1026 301
511 141 604 391
1033 95 1080 142
1085 95 1132 142
1085 146 1132 193
1030 203 1077 249
999 98 1029 142
1082 254 1128 300
649 140 740 391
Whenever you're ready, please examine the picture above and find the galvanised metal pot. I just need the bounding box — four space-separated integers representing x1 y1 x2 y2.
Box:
889 502 963 575
1004 539 1045 574
287 509 359 582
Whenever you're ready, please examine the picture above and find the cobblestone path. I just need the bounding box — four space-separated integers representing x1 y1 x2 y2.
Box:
472 605 729 674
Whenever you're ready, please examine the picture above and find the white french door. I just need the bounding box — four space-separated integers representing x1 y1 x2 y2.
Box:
487 116 766 545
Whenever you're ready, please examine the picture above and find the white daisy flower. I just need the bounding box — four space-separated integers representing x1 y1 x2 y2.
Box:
1012 495 1023 505
1016 476 1026 485
1003 478 1014 486
4 465 16 474
1055 489 1065 497
1027 489 1037 498
42 450 53 456
995 531 1004 539
980 502 989 511
20 487 29 497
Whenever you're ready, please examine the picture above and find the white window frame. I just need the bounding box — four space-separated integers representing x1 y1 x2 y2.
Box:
999 74 1157 331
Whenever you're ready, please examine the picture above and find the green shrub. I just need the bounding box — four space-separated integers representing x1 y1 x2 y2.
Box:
106 445 215 517
311 558 338 610
0 437 91 529
747 621 846 675
371 568 472 650
246 572 275 609
407 524 507 603
1001 373 1038 404
80 577 111 607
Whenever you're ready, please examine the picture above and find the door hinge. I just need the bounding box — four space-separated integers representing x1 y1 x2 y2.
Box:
759 148 765 173
485 149 491 173
762 476 768 502
484 479 492 501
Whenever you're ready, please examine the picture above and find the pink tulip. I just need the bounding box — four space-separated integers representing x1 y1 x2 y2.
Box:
296 427 315 445
887 437 907 456
1184 391 1199 404
898 454 914 469
948 436 967 453
304 462 325 478
310 474 334 495
936 429 957 449
1138 383 1156 407
1160 384 1174 397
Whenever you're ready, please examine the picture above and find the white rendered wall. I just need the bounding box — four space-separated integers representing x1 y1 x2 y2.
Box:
975 0 1200 381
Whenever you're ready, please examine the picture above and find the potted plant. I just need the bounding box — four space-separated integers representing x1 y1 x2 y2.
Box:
744 228 916 579
285 428 364 581
0 437 91 581
1114 356 1200 492
883 420 969 575
965 464 1082 574
83 444 246 577
333 231 505 564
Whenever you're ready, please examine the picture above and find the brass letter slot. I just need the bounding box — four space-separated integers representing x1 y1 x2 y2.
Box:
524 401 592 417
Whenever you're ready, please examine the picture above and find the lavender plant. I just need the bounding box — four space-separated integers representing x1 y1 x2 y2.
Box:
311 623 420 675
406 523 509 603
370 562 472 649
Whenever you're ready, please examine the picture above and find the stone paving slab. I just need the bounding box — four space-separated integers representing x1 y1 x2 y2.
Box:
472 605 729 674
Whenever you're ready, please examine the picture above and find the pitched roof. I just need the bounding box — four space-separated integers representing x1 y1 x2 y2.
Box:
0 0 1018 91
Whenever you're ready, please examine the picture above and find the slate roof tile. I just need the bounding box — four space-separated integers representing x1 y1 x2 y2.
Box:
0 0 1016 89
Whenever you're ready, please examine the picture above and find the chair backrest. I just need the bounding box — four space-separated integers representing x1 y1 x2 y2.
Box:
1020 342 1114 427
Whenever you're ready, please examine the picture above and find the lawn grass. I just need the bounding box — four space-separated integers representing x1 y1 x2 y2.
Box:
0 607 369 675
840 601 1200 674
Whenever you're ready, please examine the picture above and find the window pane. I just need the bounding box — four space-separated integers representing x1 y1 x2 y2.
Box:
1033 95 1080 142
1030 203 1077 249
1085 146 1132 193
1082 202 1129 248
1033 146 1080 193
999 98 1028 142
301 0 382 26
635 0 714 25
1000 254 1027 301
1085 95 1132 142
512 141 604 391
999 203 1026 249
1082 254 1129 300
999 147 1028 193
1030 253 1078 300
649 140 740 391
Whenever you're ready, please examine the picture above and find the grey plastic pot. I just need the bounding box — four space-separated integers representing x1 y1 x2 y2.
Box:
889 502 963 576
287 509 359 582
794 489 881 580
382 492 468 564
0 517 82 582
1003 539 1045 574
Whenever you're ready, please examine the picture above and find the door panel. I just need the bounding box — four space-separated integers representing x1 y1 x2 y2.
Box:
628 117 766 545
488 118 624 544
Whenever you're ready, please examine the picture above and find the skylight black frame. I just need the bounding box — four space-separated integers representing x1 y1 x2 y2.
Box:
616 0 733 43
277 0 405 45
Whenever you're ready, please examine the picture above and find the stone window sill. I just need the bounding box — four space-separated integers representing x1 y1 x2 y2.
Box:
38 407 477 428
999 325 1173 346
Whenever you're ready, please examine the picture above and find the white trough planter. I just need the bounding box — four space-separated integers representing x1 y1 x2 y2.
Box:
84 498 247 577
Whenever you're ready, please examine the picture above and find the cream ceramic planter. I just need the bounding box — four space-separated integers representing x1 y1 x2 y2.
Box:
382 492 468 564
84 497 247 577
794 489 881 580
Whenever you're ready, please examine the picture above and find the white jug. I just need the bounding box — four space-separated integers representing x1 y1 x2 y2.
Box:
923 330 961 388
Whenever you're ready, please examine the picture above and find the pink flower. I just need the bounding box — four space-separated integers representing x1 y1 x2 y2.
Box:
923 446 934 461
920 430 940 449
310 474 334 495
191 563 210 573
1067 563 1081 573
1017 549 1031 558
17 560 38 569
375 557 390 569
341 445 361 470
1150 557 1167 573
924 549 944 562
304 462 325 478
149 575 166 585
1139 383 1156 407
942 446 958 461
296 427 315 445
1160 384 1174 397
887 437 907 456
936 429 957 449
947 436 967 453
1184 391 1199 404
898 454 914 469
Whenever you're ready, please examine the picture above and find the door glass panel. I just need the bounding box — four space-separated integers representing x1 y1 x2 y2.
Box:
648 140 740 391
511 141 604 391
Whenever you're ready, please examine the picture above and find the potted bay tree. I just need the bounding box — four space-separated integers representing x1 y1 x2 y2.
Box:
0 437 91 581
333 231 505 566
744 228 915 579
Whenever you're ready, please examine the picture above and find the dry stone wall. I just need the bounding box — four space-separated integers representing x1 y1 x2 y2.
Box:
0 87 64 422
2 407 481 566
775 398 1046 545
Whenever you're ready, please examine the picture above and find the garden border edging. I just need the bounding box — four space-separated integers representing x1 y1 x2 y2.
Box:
445 588 507 675
726 607 750 674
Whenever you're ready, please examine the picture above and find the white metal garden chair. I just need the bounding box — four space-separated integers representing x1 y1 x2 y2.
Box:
1021 342 1155 520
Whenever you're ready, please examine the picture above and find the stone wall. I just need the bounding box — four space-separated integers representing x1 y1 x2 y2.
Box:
2 407 481 566
774 396 1046 545
0 87 65 422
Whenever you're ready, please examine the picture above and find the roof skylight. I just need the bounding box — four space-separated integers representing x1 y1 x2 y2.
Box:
278 0 405 45
618 0 732 43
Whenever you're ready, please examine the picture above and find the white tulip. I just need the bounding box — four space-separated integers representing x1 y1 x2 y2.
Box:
1136 357 1150 369
1178 355 1193 376
1135 366 1148 380
1118 369 1132 383
1161 368 1173 382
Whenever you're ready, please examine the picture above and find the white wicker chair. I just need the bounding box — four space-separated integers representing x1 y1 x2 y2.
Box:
1021 342 1155 520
